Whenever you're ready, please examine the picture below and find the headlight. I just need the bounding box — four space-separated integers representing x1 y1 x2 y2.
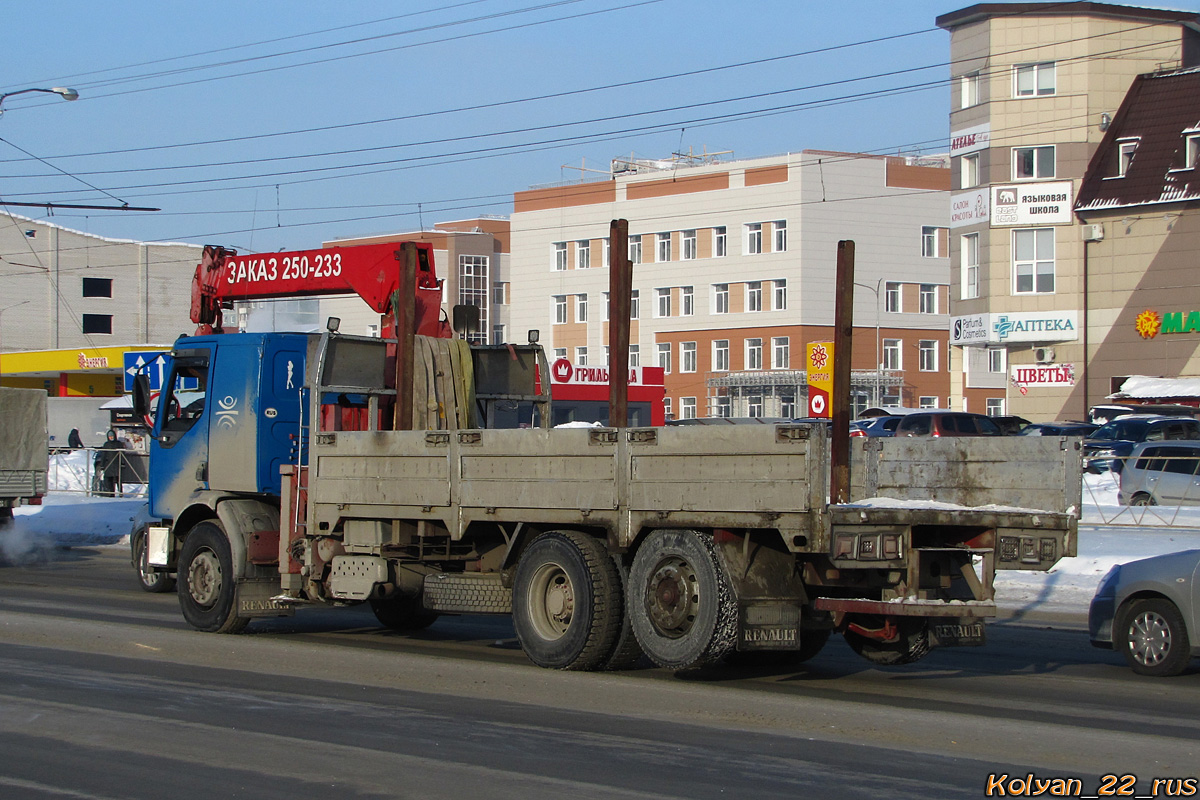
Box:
1094 565 1121 598
1090 448 1116 458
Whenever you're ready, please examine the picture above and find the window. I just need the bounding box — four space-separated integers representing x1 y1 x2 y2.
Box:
680 397 697 420
714 226 727 257
1013 228 1055 294
921 226 947 258
773 279 787 310
576 240 590 269
82 277 112 298
657 232 671 263
576 293 587 323
773 220 787 252
602 292 609 321
713 283 729 314
746 223 763 255
492 324 505 344
664 397 672 420
960 71 980 108
919 340 938 372
988 348 1006 373
920 396 938 409
1013 145 1055 180
657 343 672 374
682 342 697 373
919 284 937 314
747 396 763 418
714 396 731 417
629 236 642 265
986 398 1006 416
682 230 697 260
882 339 901 370
772 337 789 369
745 338 763 371
655 288 671 318
576 346 588 366
554 347 567 360
82 314 112 335
601 239 609 269
1117 140 1138 177
459 255 490 344
884 282 901 313
747 281 762 312
781 396 796 418
630 289 640 320
554 242 567 271
681 286 694 316
553 295 567 324
961 233 979 300
492 282 508 305
961 152 979 189
603 346 609 366
629 344 640 367
1186 133 1200 169
1014 62 1055 97
713 340 730 372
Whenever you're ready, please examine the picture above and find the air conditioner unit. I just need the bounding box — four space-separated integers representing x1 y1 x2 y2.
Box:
1034 347 1055 363
1082 223 1104 242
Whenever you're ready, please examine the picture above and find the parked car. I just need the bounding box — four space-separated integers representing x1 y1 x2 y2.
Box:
849 416 902 437
1018 421 1099 437
1117 441 1200 506
1089 549 1200 676
893 412 1003 437
1089 403 1198 426
991 415 1032 435
1082 415 1200 473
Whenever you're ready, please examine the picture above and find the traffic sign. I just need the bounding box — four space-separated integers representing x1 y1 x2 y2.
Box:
123 350 168 392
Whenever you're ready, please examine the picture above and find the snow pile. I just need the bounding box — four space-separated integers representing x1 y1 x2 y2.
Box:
3 494 149 565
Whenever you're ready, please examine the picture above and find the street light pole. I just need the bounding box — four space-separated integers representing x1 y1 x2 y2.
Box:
854 278 885 407
0 86 79 115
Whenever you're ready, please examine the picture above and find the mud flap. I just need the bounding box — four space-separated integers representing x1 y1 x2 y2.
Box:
236 579 296 618
928 617 986 648
738 601 802 650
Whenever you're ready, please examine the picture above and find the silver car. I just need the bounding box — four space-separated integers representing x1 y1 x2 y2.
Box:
1118 441 1200 506
1089 549 1200 676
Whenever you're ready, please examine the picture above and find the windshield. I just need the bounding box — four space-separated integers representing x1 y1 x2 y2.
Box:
1092 419 1149 441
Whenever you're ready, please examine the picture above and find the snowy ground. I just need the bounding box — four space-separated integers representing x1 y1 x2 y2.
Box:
5 465 1200 623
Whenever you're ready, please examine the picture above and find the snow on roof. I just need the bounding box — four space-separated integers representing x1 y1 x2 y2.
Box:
1109 374 1200 399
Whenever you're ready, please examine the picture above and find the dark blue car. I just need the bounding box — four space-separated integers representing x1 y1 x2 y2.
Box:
1082 415 1200 473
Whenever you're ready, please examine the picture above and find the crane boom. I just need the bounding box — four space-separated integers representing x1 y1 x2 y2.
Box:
190 241 446 336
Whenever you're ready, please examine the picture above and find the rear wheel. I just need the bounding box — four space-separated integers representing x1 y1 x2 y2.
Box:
628 530 737 670
512 531 621 670
132 528 175 593
844 616 930 666
602 555 645 671
1117 598 1191 677
177 521 248 634
1129 493 1157 507
370 593 438 631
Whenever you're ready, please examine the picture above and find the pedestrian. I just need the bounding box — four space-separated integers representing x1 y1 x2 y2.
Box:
67 428 83 449
94 429 126 497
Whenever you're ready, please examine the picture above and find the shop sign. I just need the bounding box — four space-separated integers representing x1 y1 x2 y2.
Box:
950 189 990 228
1011 363 1076 388
951 311 1079 345
1135 309 1200 339
77 353 109 369
806 342 834 418
950 123 990 157
549 358 657 386
991 181 1074 226
951 314 990 345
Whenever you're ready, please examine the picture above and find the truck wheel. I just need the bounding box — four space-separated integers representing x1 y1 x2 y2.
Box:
512 531 621 670
628 530 737 670
370 594 439 631
844 617 930 666
1117 598 1191 677
132 528 175 594
177 521 249 634
602 555 646 671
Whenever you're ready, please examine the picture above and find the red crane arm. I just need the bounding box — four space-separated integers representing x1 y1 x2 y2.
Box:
190 241 446 336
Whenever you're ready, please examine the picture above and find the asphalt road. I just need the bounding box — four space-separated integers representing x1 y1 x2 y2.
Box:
0 545 1197 800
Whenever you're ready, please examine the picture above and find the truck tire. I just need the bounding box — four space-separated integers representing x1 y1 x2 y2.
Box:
602 555 646 671
177 521 249 634
628 530 737 670
132 528 175 594
370 594 439 631
1117 598 1191 677
844 617 929 666
512 531 621 670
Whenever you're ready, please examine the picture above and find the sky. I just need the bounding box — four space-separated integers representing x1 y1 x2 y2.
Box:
2 0 1200 255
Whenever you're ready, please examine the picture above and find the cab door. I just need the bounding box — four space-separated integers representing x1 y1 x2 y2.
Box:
148 346 212 520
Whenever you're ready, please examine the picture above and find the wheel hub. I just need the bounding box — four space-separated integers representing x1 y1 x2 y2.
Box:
1129 611 1171 666
526 562 574 640
187 549 221 608
646 558 697 637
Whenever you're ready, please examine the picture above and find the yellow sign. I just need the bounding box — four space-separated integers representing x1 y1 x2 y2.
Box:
806 342 834 418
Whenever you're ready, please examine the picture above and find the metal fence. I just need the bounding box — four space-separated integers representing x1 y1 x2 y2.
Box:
48 448 148 498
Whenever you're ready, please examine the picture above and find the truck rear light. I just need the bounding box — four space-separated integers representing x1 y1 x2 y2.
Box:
28 495 43 505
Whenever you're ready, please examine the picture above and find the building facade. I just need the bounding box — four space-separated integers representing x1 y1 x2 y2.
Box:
938 2 1200 419
0 212 200 396
508 150 951 420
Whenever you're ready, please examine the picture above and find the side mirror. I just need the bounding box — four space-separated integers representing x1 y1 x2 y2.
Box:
132 373 151 419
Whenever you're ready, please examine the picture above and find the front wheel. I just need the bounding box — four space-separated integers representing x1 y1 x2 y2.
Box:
512 531 622 670
628 530 737 670
1117 598 1191 677
177 521 248 634
132 529 175 593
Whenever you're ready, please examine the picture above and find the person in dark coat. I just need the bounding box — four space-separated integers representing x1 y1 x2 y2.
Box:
94 429 126 496
67 429 83 449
